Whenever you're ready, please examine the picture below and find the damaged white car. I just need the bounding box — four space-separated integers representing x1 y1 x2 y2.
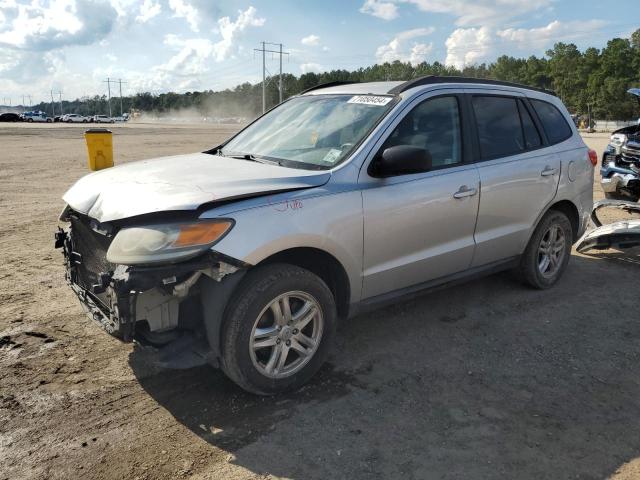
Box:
56 77 595 394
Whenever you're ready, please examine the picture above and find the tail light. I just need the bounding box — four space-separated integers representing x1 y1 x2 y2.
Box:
588 149 598 167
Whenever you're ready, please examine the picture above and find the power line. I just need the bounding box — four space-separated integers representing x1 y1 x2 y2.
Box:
254 41 289 113
103 78 127 117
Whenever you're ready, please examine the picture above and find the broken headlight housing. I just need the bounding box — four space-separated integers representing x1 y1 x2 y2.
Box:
610 133 627 147
106 219 233 265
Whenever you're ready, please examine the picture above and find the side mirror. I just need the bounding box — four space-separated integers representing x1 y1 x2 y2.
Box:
372 145 432 177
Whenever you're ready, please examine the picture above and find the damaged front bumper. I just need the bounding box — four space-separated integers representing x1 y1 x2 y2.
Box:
55 226 245 342
576 199 640 253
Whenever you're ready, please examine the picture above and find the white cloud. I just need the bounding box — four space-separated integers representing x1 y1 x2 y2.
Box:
151 7 265 88
361 0 552 26
376 27 434 64
445 26 492 68
360 0 398 20
300 62 323 73
167 0 226 33
168 0 199 32
0 0 117 51
215 7 265 61
301 34 320 46
497 20 607 50
445 19 608 69
135 0 161 23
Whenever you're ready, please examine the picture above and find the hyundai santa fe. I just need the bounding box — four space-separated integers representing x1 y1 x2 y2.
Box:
56 76 595 395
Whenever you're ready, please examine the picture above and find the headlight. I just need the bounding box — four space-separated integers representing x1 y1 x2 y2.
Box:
106 219 233 265
610 133 627 146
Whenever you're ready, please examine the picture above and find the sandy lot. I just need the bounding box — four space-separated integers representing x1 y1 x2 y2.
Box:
1 123 639 480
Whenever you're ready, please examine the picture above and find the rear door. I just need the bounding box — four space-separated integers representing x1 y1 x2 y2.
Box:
360 92 480 299
468 91 561 267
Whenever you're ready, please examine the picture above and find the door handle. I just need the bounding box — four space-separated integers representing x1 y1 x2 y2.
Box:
453 186 477 199
541 166 558 177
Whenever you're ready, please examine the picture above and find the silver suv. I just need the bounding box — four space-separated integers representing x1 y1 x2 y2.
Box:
56 77 595 394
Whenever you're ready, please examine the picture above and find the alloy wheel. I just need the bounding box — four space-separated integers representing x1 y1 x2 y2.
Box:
249 291 324 379
537 224 566 278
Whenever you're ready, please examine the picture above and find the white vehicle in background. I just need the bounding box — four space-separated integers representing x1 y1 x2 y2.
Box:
62 114 89 123
92 115 114 123
113 115 128 122
21 111 52 123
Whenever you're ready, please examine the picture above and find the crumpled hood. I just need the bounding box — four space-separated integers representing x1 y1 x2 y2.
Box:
63 153 330 222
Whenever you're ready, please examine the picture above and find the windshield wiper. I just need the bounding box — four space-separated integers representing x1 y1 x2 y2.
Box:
221 150 261 162
222 151 283 166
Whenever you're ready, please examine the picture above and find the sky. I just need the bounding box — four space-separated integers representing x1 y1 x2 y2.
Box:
0 0 637 105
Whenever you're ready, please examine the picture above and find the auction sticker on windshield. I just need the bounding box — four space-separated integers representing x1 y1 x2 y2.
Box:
347 95 393 106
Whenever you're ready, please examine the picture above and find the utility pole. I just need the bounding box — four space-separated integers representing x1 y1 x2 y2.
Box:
103 78 112 117
22 95 25 112
279 43 283 104
117 78 128 116
262 42 266 113
51 90 56 117
254 42 289 113
57 91 63 116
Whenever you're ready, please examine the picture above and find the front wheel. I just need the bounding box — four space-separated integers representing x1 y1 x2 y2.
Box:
221 264 336 395
518 210 573 289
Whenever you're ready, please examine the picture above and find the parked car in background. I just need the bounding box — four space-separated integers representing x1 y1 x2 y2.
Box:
57 77 595 395
62 113 89 123
112 115 128 122
0 112 22 122
600 88 640 202
21 111 52 123
92 115 114 123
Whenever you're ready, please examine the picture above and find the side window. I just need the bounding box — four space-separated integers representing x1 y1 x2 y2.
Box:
518 100 542 149
384 96 462 168
530 99 572 145
472 96 524 159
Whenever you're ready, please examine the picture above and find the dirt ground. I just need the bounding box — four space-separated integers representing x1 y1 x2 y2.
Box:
1 123 639 480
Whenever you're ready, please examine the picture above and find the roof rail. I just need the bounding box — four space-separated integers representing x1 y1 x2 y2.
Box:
388 76 556 96
300 81 359 95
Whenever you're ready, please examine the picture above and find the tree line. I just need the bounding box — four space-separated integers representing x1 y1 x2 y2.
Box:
32 29 640 121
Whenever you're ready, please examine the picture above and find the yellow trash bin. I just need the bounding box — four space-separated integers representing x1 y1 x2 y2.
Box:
84 128 113 171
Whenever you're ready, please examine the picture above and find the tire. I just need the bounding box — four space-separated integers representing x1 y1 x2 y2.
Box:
518 210 573 289
27 118 33 123
220 263 337 395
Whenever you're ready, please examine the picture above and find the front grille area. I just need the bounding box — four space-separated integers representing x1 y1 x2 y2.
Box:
70 215 114 292
621 146 640 167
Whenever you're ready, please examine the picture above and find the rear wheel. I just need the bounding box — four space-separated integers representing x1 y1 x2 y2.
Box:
220 264 336 395
518 210 572 289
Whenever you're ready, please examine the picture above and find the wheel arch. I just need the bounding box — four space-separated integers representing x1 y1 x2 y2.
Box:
256 247 351 319
547 199 580 243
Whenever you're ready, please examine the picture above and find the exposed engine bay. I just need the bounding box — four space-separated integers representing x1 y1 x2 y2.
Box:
55 210 249 368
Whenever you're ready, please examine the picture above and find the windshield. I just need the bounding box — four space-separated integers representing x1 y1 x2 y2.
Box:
221 94 396 169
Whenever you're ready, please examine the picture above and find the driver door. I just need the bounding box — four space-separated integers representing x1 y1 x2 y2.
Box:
360 94 480 299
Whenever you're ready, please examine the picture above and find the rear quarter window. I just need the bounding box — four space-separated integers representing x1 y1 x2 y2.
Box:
529 99 573 145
